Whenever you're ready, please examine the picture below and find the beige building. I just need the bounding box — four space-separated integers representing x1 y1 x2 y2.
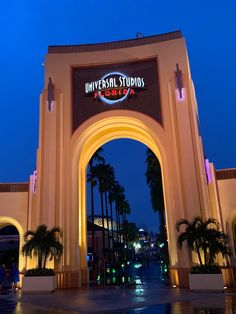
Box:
0 31 236 288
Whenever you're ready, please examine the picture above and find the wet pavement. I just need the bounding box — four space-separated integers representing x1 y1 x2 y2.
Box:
1 262 236 313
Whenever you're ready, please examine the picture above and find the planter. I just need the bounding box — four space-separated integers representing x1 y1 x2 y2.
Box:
189 273 224 291
22 275 57 293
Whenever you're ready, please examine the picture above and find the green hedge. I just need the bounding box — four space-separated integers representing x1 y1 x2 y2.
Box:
24 268 55 277
191 265 221 274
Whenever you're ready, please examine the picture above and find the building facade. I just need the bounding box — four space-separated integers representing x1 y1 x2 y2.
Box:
0 31 236 288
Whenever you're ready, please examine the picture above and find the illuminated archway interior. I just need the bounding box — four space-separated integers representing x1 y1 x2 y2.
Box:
71 112 179 285
85 139 166 278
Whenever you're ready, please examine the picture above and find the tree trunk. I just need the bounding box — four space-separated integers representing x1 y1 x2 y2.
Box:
208 251 214 266
115 206 120 260
118 209 121 243
195 242 203 267
203 245 207 265
122 213 126 262
109 199 115 263
159 210 165 231
90 180 95 255
100 191 105 257
38 247 42 269
104 190 111 263
43 252 48 269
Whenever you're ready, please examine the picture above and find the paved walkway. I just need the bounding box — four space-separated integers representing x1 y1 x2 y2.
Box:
3 285 236 314
19 286 234 313
1 262 236 313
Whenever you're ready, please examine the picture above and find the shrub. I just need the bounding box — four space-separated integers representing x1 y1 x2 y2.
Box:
25 268 55 277
191 265 221 274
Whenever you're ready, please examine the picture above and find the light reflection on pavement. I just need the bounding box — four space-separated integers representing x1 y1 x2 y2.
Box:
1 262 236 313
1 292 236 314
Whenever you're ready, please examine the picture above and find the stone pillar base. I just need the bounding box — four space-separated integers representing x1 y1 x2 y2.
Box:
169 267 190 288
56 271 80 289
81 268 89 286
56 268 89 289
223 267 236 287
170 266 236 289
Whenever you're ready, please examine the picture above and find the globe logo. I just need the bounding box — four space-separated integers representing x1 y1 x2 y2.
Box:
98 72 131 105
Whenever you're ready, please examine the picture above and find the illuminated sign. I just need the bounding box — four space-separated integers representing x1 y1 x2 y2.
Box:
85 72 145 105
72 59 162 131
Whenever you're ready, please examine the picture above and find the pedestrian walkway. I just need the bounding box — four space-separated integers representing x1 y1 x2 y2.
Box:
1 263 236 313
0 297 18 313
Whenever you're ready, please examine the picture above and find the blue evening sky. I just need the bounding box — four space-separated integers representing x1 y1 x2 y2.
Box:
0 1 235 231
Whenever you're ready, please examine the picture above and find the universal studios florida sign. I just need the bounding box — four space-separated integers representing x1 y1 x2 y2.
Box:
85 72 145 105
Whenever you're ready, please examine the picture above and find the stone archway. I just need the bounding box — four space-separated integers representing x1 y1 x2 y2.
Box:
69 110 187 285
226 210 236 264
0 216 25 272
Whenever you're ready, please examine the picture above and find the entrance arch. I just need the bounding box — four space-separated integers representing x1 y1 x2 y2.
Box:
70 110 181 283
0 217 24 272
35 32 208 288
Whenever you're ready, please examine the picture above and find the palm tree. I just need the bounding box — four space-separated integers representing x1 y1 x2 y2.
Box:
22 224 63 269
89 157 131 264
119 199 131 258
108 181 126 261
102 164 115 262
176 217 231 267
93 162 116 261
108 180 119 259
176 217 204 266
198 218 219 264
123 221 138 243
92 162 111 257
112 182 125 244
145 148 165 230
199 218 231 266
87 148 104 255
120 199 131 235
206 229 231 266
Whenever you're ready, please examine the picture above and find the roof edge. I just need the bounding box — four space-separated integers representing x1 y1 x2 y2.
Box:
216 168 236 180
0 182 29 193
48 30 182 54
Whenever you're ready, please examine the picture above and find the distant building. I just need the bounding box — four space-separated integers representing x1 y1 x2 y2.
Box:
90 215 118 232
